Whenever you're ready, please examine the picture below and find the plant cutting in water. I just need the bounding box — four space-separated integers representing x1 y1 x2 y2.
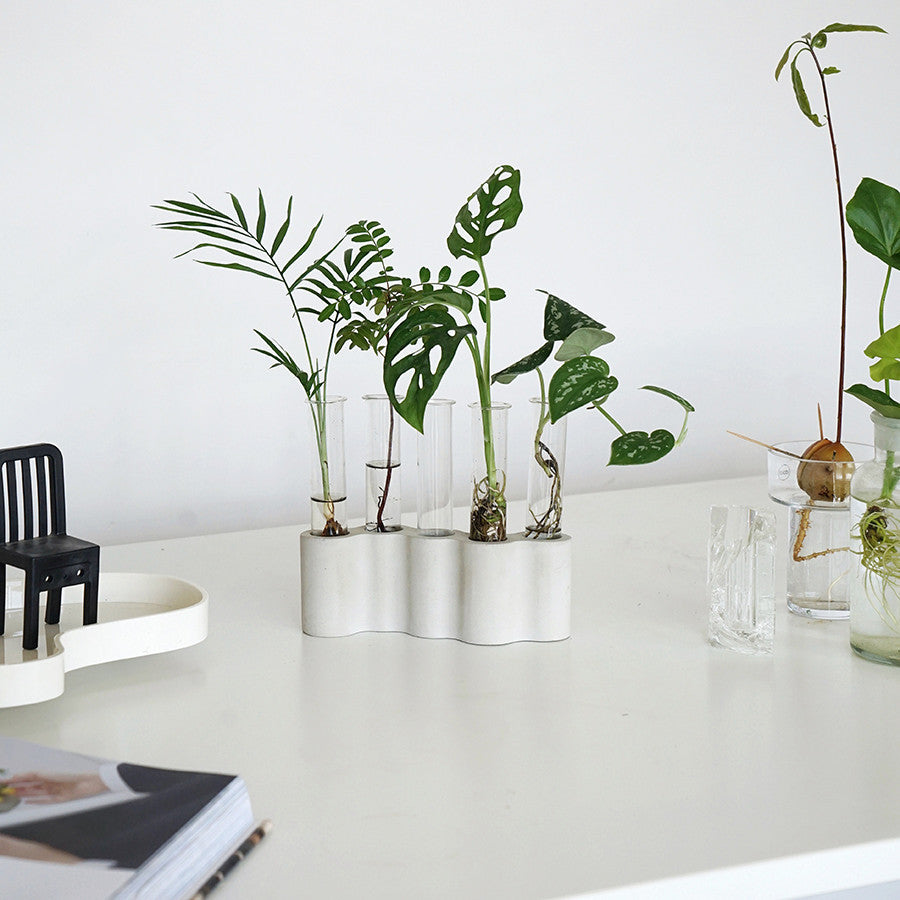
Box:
774 22 886 486
494 292 692 538
843 177 900 620
382 165 522 542
154 193 396 535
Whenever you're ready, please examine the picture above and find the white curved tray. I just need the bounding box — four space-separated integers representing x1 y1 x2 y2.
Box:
1 572 208 708
300 528 571 645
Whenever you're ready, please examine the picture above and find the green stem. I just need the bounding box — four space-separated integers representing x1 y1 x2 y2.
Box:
883 449 897 500
474 257 499 492
591 400 627 436
879 265 893 396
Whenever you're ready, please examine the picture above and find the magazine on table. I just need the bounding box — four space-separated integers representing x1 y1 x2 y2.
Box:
0 738 269 899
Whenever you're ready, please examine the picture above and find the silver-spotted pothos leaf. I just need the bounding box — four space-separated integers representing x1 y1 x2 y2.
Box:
555 327 615 362
542 292 606 342
608 429 676 465
383 307 475 432
447 165 523 262
492 342 554 384
548 357 618 423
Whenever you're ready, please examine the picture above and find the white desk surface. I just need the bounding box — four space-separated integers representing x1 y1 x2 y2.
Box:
3 476 900 899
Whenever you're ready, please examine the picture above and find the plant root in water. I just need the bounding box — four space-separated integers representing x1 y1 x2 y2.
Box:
855 503 900 633
470 474 507 542
526 441 562 538
792 506 849 562
321 499 348 537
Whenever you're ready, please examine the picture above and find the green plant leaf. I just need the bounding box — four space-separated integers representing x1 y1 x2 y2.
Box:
270 197 292 256
790 56 823 126
554 327 615 361
383 307 476 432
229 193 248 230
864 323 900 359
608 429 676 466
255 189 267 241
196 260 279 280
774 44 793 81
822 66 840 75
548 357 618 423
869 357 900 382
640 385 695 412
846 383 900 419
816 23 887 36
541 292 606 342
438 266 451 282
846 178 900 269
492 342 554 384
447 165 523 261
458 270 479 288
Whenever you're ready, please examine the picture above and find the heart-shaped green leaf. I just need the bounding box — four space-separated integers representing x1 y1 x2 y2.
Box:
493 342 554 384
846 383 900 419
864 323 900 359
542 292 606 342
608 429 676 466
847 178 900 269
554 327 615 361
548 357 618 423
383 308 475 432
447 165 523 261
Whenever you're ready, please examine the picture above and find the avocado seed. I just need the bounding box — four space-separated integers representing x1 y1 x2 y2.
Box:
797 439 855 502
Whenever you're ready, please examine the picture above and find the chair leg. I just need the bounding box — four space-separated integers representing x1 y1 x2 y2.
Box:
23 575 40 652
83 577 98 626
45 587 63 625
0 565 6 636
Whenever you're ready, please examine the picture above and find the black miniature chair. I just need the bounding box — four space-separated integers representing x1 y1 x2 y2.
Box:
0 444 99 651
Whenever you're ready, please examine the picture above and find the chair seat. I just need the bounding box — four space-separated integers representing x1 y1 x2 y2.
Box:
0 533 99 564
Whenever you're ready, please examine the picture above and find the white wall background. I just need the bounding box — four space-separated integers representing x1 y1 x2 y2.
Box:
2 1 899 544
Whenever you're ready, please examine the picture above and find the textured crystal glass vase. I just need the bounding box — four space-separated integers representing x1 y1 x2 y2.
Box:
363 394 401 533
767 441 862 618
850 413 900 664
526 397 566 539
469 402 510 542
707 505 776 654
305 396 348 536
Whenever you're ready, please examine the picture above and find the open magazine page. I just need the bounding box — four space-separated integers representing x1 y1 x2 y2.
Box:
0 738 251 900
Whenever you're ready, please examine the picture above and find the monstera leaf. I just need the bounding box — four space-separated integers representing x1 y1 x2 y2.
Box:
548 357 618 423
846 178 900 269
608 430 676 465
447 165 523 262
492 342 554 385
383 307 475 432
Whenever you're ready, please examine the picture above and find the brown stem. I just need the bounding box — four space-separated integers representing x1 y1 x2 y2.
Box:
810 45 847 444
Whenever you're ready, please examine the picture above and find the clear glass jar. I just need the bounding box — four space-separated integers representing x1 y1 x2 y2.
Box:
469 401 510 542
305 396 349 536
766 441 862 618
850 412 900 664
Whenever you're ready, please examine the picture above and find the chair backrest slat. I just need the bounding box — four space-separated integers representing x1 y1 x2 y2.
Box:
5 461 19 542
0 443 67 543
20 459 34 539
35 457 49 536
